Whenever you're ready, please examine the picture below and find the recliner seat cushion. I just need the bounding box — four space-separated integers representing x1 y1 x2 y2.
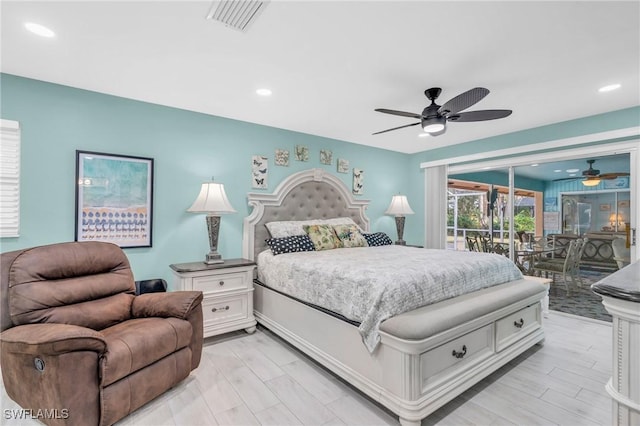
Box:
100 317 193 386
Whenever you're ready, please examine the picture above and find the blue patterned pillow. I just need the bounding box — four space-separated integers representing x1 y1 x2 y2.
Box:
266 235 316 255
363 232 393 247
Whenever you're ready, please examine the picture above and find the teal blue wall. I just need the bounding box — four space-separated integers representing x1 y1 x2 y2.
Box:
449 171 545 192
0 74 413 282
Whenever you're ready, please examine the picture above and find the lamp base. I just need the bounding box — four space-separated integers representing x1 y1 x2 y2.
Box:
205 252 224 264
204 215 224 264
394 216 406 246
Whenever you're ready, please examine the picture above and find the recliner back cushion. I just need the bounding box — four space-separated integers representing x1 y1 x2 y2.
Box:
7 242 136 330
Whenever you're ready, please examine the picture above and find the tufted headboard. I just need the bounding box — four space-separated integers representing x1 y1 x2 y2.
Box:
243 168 370 261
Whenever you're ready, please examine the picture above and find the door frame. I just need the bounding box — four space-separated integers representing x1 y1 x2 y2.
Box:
420 128 639 261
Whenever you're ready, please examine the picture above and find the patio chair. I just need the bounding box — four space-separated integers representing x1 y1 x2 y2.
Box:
611 237 631 269
533 238 586 294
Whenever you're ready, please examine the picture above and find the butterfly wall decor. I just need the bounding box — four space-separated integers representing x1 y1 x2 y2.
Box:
251 155 268 189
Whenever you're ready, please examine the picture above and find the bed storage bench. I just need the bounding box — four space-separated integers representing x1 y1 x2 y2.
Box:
255 277 546 426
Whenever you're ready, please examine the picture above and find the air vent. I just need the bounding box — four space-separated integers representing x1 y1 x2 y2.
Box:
206 0 269 32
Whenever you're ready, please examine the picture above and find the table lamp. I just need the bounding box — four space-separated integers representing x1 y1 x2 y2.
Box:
385 194 414 245
187 181 236 264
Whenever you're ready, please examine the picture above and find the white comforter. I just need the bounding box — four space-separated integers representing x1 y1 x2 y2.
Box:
257 245 523 352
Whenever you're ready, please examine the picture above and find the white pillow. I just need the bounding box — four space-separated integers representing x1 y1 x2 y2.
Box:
266 217 361 238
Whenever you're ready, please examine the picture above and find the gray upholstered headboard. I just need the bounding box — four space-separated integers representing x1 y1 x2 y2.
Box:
243 169 370 261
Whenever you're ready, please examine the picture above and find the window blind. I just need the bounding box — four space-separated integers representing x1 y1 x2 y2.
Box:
0 119 21 237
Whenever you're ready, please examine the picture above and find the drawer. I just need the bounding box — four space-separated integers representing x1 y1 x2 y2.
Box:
495 303 541 352
420 323 494 390
202 294 248 326
193 271 248 294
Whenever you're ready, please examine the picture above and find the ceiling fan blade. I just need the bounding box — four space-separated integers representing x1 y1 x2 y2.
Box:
372 122 420 135
438 87 489 116
599 172 630 180
374 108 421 119
448 109 512 122
552 177 581 182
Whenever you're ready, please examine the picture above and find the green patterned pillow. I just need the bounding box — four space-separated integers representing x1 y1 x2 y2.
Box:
303 224 343 251
333 224 368 248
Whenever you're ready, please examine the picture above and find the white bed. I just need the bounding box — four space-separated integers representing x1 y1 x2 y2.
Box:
243 168 547 426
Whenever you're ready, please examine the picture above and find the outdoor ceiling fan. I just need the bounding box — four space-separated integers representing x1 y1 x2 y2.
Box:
373 87 512 136
554 159 630 187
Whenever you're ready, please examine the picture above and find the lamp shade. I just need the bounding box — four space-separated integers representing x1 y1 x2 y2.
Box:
385 195 415 216
187 182 237 214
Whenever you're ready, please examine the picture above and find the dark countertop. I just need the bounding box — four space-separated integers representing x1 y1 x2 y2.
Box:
170 258 255 273
591 261 640 302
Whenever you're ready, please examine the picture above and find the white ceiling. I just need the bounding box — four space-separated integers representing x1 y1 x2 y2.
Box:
1 1 639 154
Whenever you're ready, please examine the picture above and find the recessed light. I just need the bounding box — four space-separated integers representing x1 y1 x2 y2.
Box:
599 84 621 93
256 88 272 96
531 164 539 167
418 133 430 138
554 169 562 173
569 173 577 177
24 22 55 38
566 168 580 173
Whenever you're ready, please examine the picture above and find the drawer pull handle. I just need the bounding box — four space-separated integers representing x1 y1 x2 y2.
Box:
219 281 225 286
452 345 467 359
514 318 524 328
212 305 230 313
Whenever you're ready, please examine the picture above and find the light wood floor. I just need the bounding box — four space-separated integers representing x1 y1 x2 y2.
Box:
1 311 613 426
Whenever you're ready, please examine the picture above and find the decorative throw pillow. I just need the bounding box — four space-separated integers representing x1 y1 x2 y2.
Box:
266 235 316 255
333 224 368 248
303 224 343 251
265 217 362 238
363 232 393 247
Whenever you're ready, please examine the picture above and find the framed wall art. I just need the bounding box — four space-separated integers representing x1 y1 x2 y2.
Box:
252 155 268 189
275 149 290 166
337 158 349 173
75 150 154 248
353 168 364 195
320 149 332 165
295 145 309 162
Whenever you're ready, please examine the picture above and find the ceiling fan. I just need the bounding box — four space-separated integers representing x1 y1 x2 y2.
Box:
554 159 630 186
373 87 512 136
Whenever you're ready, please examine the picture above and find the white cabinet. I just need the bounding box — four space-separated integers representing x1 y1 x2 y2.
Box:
592 261 640 426
170 259 257 338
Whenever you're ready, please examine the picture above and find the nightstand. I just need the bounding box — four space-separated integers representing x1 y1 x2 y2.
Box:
169 258 257 338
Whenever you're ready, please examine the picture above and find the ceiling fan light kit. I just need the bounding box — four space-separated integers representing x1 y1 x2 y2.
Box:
582 178 601 187
422 116 446 133
373 87 512 137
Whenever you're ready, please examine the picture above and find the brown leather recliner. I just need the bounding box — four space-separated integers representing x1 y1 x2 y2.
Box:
0 241 203 426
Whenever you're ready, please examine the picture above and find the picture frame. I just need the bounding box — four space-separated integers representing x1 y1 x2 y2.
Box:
353 168 364 195
275 149 289 166
75 150 154 248
295 145 309 162
252 155 268 189
337 158 349 174
320 149 332 165
599 203 611 211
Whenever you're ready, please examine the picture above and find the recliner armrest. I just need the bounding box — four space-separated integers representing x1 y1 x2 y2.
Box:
0 323 106 355
132 291 203 320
